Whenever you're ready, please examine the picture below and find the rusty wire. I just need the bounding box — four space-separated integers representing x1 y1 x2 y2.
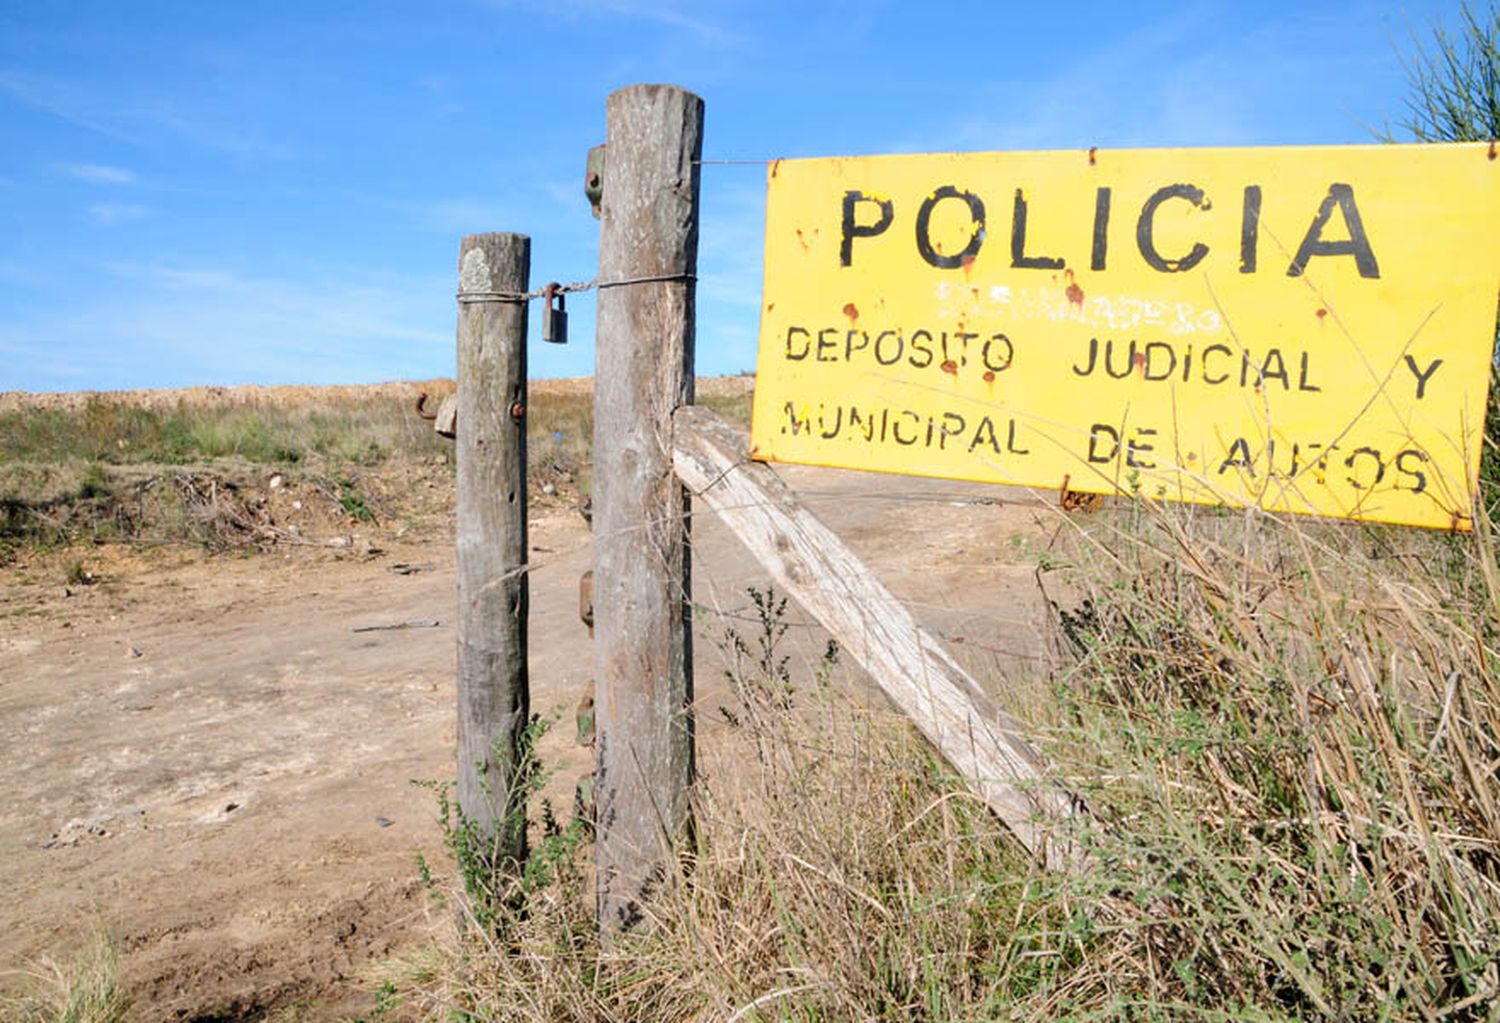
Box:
456 272 696 305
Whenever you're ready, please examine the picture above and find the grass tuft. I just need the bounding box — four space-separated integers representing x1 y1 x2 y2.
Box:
397 495 1500 1022
1 932 129 1023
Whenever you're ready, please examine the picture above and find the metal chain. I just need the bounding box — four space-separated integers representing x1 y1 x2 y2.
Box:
456 272 697 305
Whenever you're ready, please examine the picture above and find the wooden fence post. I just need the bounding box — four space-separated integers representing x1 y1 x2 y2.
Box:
592 83 704 935
455 232 531 871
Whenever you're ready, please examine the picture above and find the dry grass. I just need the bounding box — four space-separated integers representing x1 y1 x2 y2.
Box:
0 932 129 1023
0 383 753 559
390 495 1500 1022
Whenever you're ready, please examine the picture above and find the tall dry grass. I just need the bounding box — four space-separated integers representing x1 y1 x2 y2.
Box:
396 495 1500 1022
0 395 453 467
0 932 129 1023
0 387 752 560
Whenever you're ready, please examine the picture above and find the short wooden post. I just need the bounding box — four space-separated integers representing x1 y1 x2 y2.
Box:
455 232 530 870
592 83 704 935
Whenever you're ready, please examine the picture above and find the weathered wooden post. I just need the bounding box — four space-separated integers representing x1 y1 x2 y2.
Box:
455 232 531 871
591 84 704 934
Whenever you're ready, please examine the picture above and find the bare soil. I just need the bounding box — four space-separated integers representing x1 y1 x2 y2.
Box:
0 382 1058 1021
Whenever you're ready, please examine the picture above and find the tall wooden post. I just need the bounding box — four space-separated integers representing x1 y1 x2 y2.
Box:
592 84 703 934
455 232 530 870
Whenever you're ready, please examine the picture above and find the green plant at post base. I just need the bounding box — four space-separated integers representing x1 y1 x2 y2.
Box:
336 476 377 523
717 585 794 711
413 714 589 937
1389 2 1500 512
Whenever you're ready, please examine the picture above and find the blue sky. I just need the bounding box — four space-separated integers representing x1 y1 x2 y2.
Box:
0 0 1474 392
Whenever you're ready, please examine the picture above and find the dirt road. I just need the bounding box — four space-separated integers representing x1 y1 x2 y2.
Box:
0 463 1056 1020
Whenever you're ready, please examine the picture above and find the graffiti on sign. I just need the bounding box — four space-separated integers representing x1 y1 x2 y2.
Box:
749 143 1500 529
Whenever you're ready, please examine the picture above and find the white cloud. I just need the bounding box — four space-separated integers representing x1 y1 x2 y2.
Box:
0 68 135 142
59 162 137 185
88 202 151 225
104 263 240 289
0 68 296 161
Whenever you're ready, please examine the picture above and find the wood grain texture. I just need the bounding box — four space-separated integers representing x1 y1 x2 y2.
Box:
455 232 530 867
672 404 1090 872
592 84 704 934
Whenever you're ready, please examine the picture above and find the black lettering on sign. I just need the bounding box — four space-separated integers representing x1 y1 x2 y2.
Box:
908 330 935 368
1127 428 1157 468
1287 184 1380 279
1142 342 1175 381
1345 446 1386 489
916 186 986 270
1395 450 1429 494
1259 349 1289 389
938 413 966 450
1201 343 1232 384
782 401 811 436
1137 184 1211 273
1404 355 1442 399
1073 338 1100 377
848 406 873 442
1239 185 1262 273
844 330 870 361
1091 187 1112 271
820 407 843 439
1104 339 1135 380
1219 437 1254 475
892 410 920 446
1298 352 1321 392
840 191 894 267
785 326 811 360
952 332 978 367
874 330 903 366
971 417 999 454
816 328 839 362
1007 420 1030 454
1011 189 1065 270
1087 424 1120 463
982 333 1014 372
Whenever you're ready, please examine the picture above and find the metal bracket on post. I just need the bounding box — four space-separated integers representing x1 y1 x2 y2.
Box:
584 144 606 218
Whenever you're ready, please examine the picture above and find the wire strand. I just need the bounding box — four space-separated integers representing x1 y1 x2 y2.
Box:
455 272 696 304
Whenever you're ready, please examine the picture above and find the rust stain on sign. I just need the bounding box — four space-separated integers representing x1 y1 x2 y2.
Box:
1065 269 1085 307
749 143 1500 530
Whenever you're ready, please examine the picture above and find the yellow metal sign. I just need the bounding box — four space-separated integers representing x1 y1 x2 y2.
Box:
749 143 1500 529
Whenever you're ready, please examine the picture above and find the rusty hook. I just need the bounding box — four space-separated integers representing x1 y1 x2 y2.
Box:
414 392 438 421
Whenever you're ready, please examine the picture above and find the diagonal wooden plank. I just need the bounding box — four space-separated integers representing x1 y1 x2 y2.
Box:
673 404 1090 871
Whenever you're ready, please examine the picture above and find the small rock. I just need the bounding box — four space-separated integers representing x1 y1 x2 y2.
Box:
269 474 284 489
291 500 303 510
542 482 557 496
375 816 394 828
224 802 240 813
126 646 142 659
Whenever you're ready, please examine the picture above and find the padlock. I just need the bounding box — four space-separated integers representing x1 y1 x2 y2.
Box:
541 283 568 344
